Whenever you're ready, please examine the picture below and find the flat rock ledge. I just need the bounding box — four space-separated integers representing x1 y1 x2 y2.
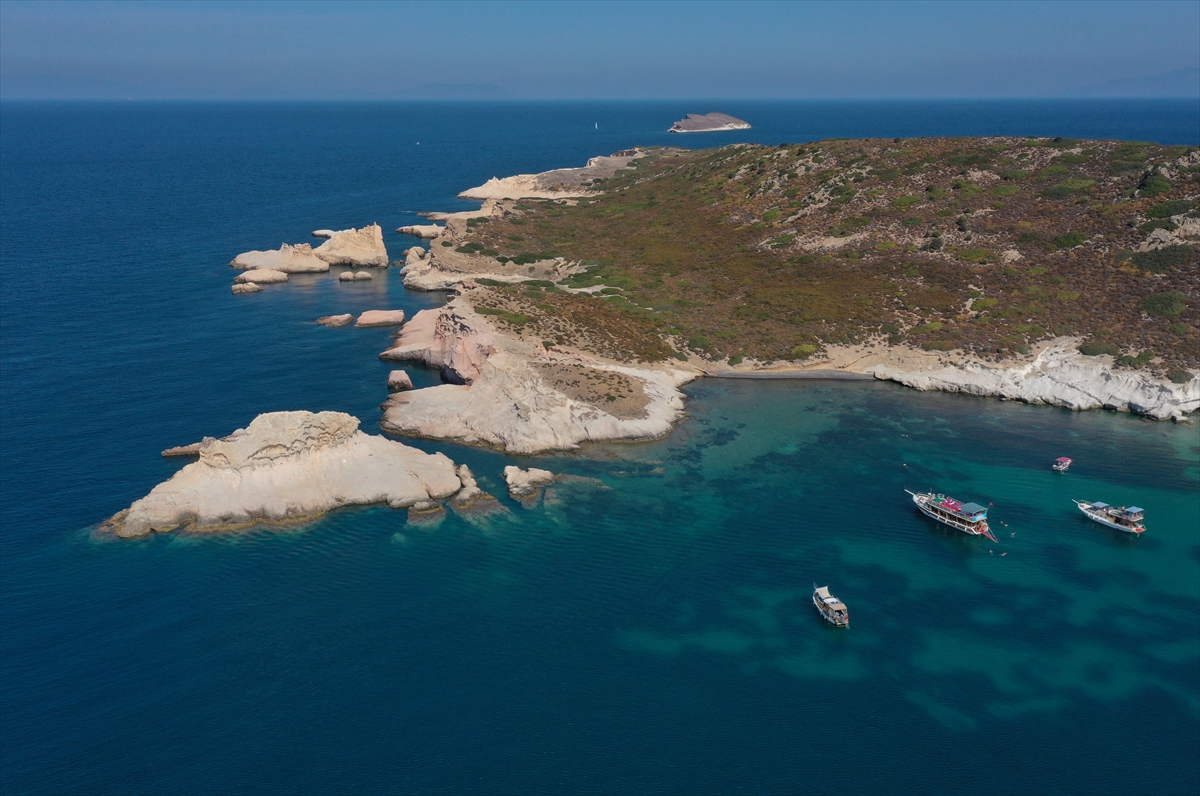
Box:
317 314 354 327
231 283 262 294
104 411 460 538
234 269 289 284
339 270 373 281
356 310 405 327
397 224 443 239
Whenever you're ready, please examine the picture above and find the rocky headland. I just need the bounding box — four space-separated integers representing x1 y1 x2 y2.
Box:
458 151 644 200
668 112 752 133
106 411 461 538
231 224 388 274
378 294 697 453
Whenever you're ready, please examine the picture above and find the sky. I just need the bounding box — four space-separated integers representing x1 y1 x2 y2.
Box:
1 0 1198 100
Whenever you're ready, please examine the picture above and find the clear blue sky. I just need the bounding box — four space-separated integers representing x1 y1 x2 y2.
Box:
1 0 1197 100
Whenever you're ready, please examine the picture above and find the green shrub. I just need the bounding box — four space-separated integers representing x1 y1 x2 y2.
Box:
466 217 490 227
507 235 525 241
1046 137 1080 148
1058 153 1090 164
909 321 943 334
1139 174 1171 196
1053 231 1087 248
1170 323 1192 335
1146 199 1197 218
1130 245 1194 272
1057 291 1080 301
1078 341 1120 356
476 277 504 286
875 169 901 180
475 306 528 325
991 184 1020 196
727 354 744 366
689 336 711 350
1038 165 1069 178
945 153 990 168
791 343 819 359
762 209 780 223
1139 219 1177 234
1001 169 1029 180
672 351 689 362
959 247 995 263
1167 369 1194 384
1041 178 1095 199
893 195 923 208
922 340 956 351
1140 292 1188 317
973 298 998 310
440 241 454 247
902 216 924 227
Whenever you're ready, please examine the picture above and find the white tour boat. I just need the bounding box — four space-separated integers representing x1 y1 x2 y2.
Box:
1073 500 1146 534
907 490 998 542
812 584 849 627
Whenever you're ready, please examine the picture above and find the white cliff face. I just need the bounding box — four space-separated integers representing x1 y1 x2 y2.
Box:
313 224 389 267
869 339 1199 420
106 411 461 538
230 243 330 273
378 298 697 454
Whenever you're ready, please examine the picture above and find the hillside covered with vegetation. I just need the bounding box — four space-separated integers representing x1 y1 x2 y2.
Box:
454 137 1199 378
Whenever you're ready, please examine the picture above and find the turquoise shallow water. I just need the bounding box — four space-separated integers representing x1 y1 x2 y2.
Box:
2 101 1198 794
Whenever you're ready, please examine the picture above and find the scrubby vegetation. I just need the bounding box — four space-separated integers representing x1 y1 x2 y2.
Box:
453 137 1199 373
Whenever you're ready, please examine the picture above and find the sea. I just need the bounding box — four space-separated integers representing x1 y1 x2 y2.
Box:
1 100 1198 795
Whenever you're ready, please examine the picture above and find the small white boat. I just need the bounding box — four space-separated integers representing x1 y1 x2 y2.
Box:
813 584 849 627
1073 500 1146 534
907 490 997 542
1052 457 1072 472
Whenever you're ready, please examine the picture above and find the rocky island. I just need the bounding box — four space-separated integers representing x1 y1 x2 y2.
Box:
668 112 752 133
106 411 461 538
387 136 1197 445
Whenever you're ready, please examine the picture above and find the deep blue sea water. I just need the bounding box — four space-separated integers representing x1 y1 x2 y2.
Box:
2 100 1198 795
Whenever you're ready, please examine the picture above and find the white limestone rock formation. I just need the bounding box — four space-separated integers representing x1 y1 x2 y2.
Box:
668 112 751 133
231 283 263 294
317 314 354 327
356 310 405 327
459 151 643 200
503 466 556 498
105 411 461 538
313 224 388 267
397 224 444 239
868 339 1199 420
378 297 698 453
161 440 209 457
230 243 329 273
387 370 414 391
339 270 373 282
234 269 289 284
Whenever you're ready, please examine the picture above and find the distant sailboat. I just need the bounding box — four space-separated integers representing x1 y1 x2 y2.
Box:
595 122 598 129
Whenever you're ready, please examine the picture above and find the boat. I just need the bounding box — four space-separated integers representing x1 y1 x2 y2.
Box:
1052 457 1073 472
1073 500 1146 534
812 584 849 627
906 490 998 542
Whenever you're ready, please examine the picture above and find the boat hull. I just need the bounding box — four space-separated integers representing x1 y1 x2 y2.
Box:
1075 503 1144 534
812 594 848 627
910 494 996 541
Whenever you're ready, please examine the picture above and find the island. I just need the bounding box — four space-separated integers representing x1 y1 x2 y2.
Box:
383 136 1197 453
668 112 752 133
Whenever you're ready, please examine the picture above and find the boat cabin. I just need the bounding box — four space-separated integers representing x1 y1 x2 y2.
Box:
813 586 849 627
1053 457 1072 471
930 496 988 523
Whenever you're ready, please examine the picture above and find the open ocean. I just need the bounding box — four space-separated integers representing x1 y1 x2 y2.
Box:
1 100 1198 795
